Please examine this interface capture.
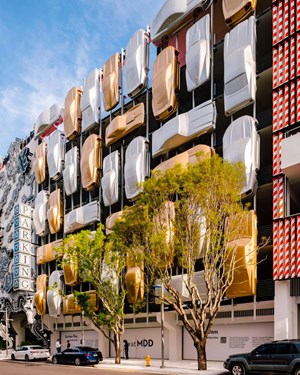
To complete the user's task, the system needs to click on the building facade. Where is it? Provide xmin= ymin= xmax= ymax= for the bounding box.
xmin=0 ymin=0 xmax=288 ymax=361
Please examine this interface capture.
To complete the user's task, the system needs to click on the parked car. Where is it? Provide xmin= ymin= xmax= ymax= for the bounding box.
xmin=52 ymin=346 xmax=103 ymax=366
xmin=11 ymin=345 xmax=50 ymax=361
xmin=224 ymin=340 xmax=300 ymax=375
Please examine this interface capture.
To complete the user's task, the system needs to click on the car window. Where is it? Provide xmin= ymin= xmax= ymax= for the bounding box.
xmin=80 ymin=346 xmax=95 ymax=351
xmin=255 ymin=344 xmax=277 ymax=354
xmin=63 ymin=349 xmax=74 ymax=353
xmin=29 ymin=346 xmax=43 ymax=349
xmin=277 ymin=343 xmax=298 ymax=354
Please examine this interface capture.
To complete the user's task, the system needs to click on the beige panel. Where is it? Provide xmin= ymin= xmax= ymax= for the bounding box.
xmin=47 ymin=189 xmax=63 ymax=234
xmin=226 ymin=210 xmax=257 ymax=298
xmin=153 ymin=145 xmax=215 ymax=173
xmin=63 ymin=290 xmax=98 ymax=314
xmin=105 ymin=211 xmax=123 ymax=234
xmin=36 ymin=239 xmax=63 ymax=265
xmin=105 ymin=103 xmax=145 ymax=146
xmin=64 ymin=86 xmax=82 ymax=140
xmin=152 ymin=46 xmax=179 ymax=121
xmin=102 ymin=53 xmax=120 ymax=112
xmin=80 ymin=134 xmax=101 ymax=191
xmin=35 ymin=141 xmax=47 ymax=185
xmin=34 ymin=274 xmax=48 ymax=315
xmin=222 ymin=0 xmax=256 ymax=28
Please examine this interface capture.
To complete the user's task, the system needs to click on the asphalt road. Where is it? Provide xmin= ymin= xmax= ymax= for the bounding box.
xmin=0 ymin=360 xmax=159 ymax=375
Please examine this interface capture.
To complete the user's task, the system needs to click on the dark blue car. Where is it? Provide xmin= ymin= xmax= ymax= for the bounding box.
xmin=52 ymin=346 xmax=103 ymax=366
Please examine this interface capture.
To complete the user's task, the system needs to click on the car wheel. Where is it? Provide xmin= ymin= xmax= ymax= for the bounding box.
xmin=75 ymin=357 xmax=81 ymax=366
xmin=52 ymin=357 xmax=58 ymax=365
xmin=25 ymin=354 xmax=29 ymax=362
xmin=11 ymin=354 xmax=15 ymax=360
xmin=230 ymin=363 xmax=246 ymax=375
xmin=293 ymin=367 xmax=300 ymax=375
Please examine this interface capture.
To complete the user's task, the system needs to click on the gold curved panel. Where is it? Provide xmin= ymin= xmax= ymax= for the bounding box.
xmin=64 ymin=86 xmax=82 ymax=140
xmin=223 ymin=0 xmax=257 ymax=28
xmin=102 ymin=53 xmax=120 ymax=112
xmin=125 ymin=266 xmax=144 ymax=304
xmin=63 ymin=290 xmax=98 ymax=314
xmin=226 ymin=210 xmax=257 ymax=298
xmin=36 ymin=239 xmax=63 ymax=265
xmin=105 ymin=211 xmax=123 ymax=234
xmin=152 ymin=46 xmax=179 ymax=121
xmin=63 ymin=294 xmax=81 ymax=314
xmin=63 ymin=256 xmax=78 ymax=286
xmin=35 ymin=141 xmax=47 ymax=185
xmin=80 ymin=134 xmax=101 ymax=191
xmin=153 ymin=201 xmax=175 ymax=268
xmin=34 ymin=274 xmax=48 ymax=315
xmin=153 ymin=145 xmax=215 ymax=173
xmin=105 ymin=103 xmax=145 ymax=146
xmin=47 ymin=189 xmax=63 ymax=234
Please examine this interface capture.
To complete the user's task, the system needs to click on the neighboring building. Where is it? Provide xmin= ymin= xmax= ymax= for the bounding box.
xmin=0 ymin=0 xmax=287 ymax=361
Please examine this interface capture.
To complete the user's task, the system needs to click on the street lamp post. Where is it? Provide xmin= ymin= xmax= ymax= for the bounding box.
xmin=160 ymin=287 xmax=165 ymax=369
xmin=81 ymin=311 xmax=85 ymax=345
xmin=3 ymin=308 xmax=14 ymax=358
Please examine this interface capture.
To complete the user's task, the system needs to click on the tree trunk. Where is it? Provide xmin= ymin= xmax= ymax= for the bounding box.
xmin=114 ymin=333 xmax=121 ymax=364
xmin=194 ymin=340 xmax=207 ymax=370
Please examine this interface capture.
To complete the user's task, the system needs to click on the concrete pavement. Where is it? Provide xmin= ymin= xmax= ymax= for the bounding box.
xmin=95 ymin=358 xmax=228 ymax=374
xmin=0 ymin=350 xmax=228 ymax=375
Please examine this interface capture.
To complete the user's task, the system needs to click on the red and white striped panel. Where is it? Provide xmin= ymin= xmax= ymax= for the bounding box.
xmin=290 ymin=0 xmax=296 ymax=35
xmin=278 ymin=176 xmax=284 ymax=218
xmin=284 ymin=218 xmax=290 ymax=279
xmin=273 ymin=134 xmax=279 ymax=175
xmin=297 ymin=216 xmax=300 ymax=277
xmin=283 ymin=1 xmax=289 ymax=39
xmin=278 ymin=43 xmax=284 ymax=86
xmin=284 ymin=84 xmax=290 ymax=127
xmin=297 ymin=79 xmax=300 ymax=122
xmin=291 ymin=81 xmax=296 ymax=125
xmin=273 ymin=221 xmax=279 ymax=280
xmin=290 ymin=217 xmax=296 ymax=278
xmin=273 ymin=47 xmax=278 ymax=88
xmin=273 ymin=3 xmax=278 ymax=45
xmin=278 ymin=219 xmax=285 ymax=279
xmin=278 ymin=87 xmax=284 ymax=129
xmin=273 ymin=91 xmax=279 ymax=132
xmin=278 ymin=1 xmax=284 ymax=42
xmin=273 ymin=178 xmax=279 ymax=219
xmin=278 ymin=132 xmax=283 ymax=173
xmin=297 ymin=0 xmax=300 ymax=31
xmin=290 ymin=36 xmax=296 ymax=80
xmin=297 ymin=33 xmax=300 ymax=76
xmin=284 ymin=40 xmax=289 ymax=83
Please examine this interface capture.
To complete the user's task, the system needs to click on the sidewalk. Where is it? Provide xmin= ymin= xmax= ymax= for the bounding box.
xmin=95 ymin=358 xmax=228 ymax=375
xmin=0 ymin=351 xmax=228 ymax=374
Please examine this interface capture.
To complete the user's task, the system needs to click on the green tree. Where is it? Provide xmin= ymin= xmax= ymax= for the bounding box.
xmin=111 ymin=154 xmax=253 ymax=370
xmin=61 ymin=224 xmax=126 ymax=364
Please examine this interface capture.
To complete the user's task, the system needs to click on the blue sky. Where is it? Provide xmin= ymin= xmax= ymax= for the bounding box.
xmin=0 ymin=0 xmax=165 ymax=156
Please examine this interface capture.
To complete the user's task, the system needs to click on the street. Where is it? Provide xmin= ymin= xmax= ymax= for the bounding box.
xmin=0 ymin=360 xmax=158 ymax=375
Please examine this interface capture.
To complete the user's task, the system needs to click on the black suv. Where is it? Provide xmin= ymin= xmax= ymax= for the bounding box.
xmin=224 ymin=340 xmax=300 ymax=375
